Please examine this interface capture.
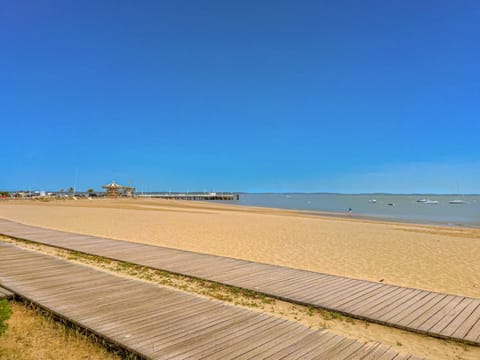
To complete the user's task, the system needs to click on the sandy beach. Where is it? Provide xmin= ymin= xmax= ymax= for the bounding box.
xmin=1 ymin=198 xmax=479 ymax=298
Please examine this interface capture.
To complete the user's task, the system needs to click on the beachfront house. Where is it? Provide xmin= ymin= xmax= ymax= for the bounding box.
xmin=102 ymin=182 xmax=136 ymax=198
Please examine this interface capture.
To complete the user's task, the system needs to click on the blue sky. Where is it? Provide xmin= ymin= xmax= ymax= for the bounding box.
xmin=1 ymin=1 xmax=479 ymax=193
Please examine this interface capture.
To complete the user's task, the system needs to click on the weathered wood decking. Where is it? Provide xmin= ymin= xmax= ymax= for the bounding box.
xmin=1 ymin=218 xmax=479 ymax=346
xmin=0 ymin=242 xmax=418 ymax=359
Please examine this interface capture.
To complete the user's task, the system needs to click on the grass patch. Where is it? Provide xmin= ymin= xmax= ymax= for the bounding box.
xmin=0 ymin=299 xmax=12 ymax=337
xmin=0 ymin=301 xmax=129 ymax=360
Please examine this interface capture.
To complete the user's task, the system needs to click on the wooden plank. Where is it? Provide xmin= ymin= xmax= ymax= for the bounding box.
xmin=274 ymin=275 xmax=356 ymax=300
xmin=321 ymin=282 xmax=384 ymax=308
xmin=93 ymin=303 xmax=214 ymax=339
xmin=464 ymin=317 xmax=480 ymax=343
xmin=309 ymin=336 xmax=354 ymax=359
xmin=361 ymin=345 xmax=392 ymax=360
xmin=232 ymin=324 xmax=311 ymax=359
xmin=327 ymin=338 xmax=367 ymax=358
xmin=264 ymin=274 xmax=342 ymax=297
xmin=442 ymin=300 xmax=480 ymax=338
xmin=383 ymin=292 xmax=441 ymax=323
xmin=179 ymin=318 xmax=303 ymax=359
xmin=341 ymin=285 xmax=403 ymax=313
xmin=298 ymin=333 xmax=345 ymax=359
xmin=427 ymin=298 xmax=473 ymax=335
xmin=144 ymin=313 xmax=274 ymax=358
xmin=149 ymin=314 xmax=280 ymax=358
xmin=228 ymin=267 xmax=315 ymax=290
xmin=345 ymin=342 xmax=382 ymax=359
xmin=297 ymin=278 xmax=369 ymax=303
xmin=415 ymin=296 xmax=465 ymax=332
xmin=376 ymin=348 xmax=401 ymax=360
xmin=135 ymin=311 xmax=252 ymax=354
xmin=259 ymin=331 xmax=331 ymax=359
xmin=363 ymin=289 xmax=420 ymax=318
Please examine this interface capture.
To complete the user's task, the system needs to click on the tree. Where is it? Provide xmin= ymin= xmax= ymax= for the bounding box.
xmin=67 ymin=187 xmax=74 ymax=194
xmin=87 ymin=188 xmax=94 ymax=194
xmin=0 ymin=299 xmax=12 ymax=337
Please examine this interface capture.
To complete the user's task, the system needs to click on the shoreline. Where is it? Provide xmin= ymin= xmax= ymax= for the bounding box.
xmin=4 ymin=197 xmax=479 ymax=230
xmin=302 ymin=209 xmax=480 ymax=229
xmin=3 ymin=197 xmax=479 ymax=230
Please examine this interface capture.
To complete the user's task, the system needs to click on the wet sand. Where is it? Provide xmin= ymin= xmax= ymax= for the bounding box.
xmin=1 ymin=198 xmax=479 ymax=298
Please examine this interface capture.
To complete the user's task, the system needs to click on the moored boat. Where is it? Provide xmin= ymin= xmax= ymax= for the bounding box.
xmin=449 ymin=199 xmax=466 ymax=204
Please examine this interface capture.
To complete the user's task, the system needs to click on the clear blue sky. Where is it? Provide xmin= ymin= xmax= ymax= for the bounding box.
xmin=1 ymin=1 xmax=479 ymax=193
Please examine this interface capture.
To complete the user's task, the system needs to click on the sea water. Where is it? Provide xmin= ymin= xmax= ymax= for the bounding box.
xmin=214 ymin=193 xmax=480 ymax=227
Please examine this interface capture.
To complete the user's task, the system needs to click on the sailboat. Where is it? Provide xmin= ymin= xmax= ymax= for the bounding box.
xmin=450 ymin=183 xmax=466 ymax=204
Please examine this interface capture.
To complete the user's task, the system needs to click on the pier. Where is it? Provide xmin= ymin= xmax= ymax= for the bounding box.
xmin=139 ymin=192 xmax=239 ymax=201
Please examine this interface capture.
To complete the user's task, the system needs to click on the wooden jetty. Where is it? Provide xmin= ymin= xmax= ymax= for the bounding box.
xmin=1 ymin=218 xmax=479 ymax=346
xmin=0 ymin=242 xmax=419 ymax=359
xmin=139 ymin=192 xmax=239 ymax=201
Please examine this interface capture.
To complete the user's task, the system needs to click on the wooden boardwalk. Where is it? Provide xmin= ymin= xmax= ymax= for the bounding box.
xmin=0 ymin=242 xmax=419 ymax=359
xmin=1 ymin=218 xmax=479 ymax=346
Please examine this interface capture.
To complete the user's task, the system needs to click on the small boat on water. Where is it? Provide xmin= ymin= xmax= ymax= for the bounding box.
xmin=387 ymin=203 xmax=395 ymax=206
xmin=416 ymin=199 xmax=428 ymax=203
xmin=424 ymin=200 xmax=439 ymax=205
xmin=449 ymin=199 xmax=466 ymax=204
xmin=368 ymin=199 xmax=377 ymax=203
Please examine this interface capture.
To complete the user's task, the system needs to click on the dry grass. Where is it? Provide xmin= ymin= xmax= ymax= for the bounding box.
xmin=0 ymin=301 xmax=121 ymax=360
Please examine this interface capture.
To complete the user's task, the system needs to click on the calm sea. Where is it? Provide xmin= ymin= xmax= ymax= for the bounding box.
xmin=214 ymin=193 xmax=480 ymax=227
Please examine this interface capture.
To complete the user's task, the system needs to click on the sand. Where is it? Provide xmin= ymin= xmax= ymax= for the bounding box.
xmin=0 ymin=198 xmax=480 ymax=298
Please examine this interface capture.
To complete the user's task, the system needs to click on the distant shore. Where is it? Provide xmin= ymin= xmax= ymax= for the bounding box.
xmin=1 ymin=198 xmax=479 ymax=299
